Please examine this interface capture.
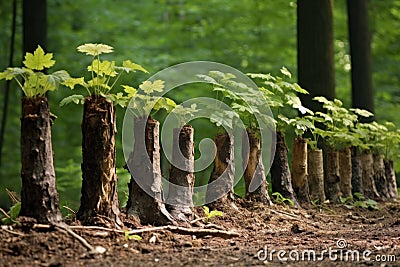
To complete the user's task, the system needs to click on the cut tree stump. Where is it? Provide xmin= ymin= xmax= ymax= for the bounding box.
xmin=339 ymin=147 xmax=352 ymax=198
xmin=242 ymin=130 xmax=272 ymax=205
xmin=291 ymin=136 xmax=310 ymax=203
xmin=351 ymin=147 xmax=363 ymax=196
xmin=324 ymin=147 xmax=341 ymax=204
xmin=206 ymin=133 xmax=236 ymax=210
xmin=271 ymin=131 xmax=300 ymax=208
xmin=361 ymin=152 xmax=380 ymax=200
xmin=77 ymin=96 xmax=122 ymax=228
xmin=20 ymin=97 xmax=62 ymax=224
xmin=167 ymin=126 xmax=195 ymax=221
xmin=384 ymin=159 xmax=399 ymax=200
xmin=126 ymin=117 xmax=174 ymax=225
xmin=308 ymin=149 xmax=325 ymax=203
xmin=373 ymin=154 xmax=389 ymax=200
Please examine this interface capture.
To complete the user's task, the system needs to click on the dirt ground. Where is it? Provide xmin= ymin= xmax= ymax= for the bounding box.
xmin=1 ymin=200 xmax=399 ymax=267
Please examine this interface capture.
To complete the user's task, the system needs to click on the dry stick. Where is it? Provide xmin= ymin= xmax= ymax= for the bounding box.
xmin=54 ymin=224 xmax=94 ymax=252
xmin=0 ymin=207 xmax=10 ymax=218
xmin=1 ymin=227 xmax=24 ymax=236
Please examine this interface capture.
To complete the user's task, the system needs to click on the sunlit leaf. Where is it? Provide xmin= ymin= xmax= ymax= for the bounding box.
xmin=122 ymin=60 xmax=148 ymax=73
xmin=139 ymin=80 xmax=165 ymax=94
xmin=77 ymin=43 xmax=114 ymax=56
xmin=23 ymin=46 xmax=55 ymax=70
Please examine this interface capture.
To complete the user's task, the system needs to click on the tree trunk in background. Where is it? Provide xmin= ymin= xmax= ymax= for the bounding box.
xmin=307 ymin=149 xmax=325 ymax=203
xmin=206 ymin=133 xmax=236 ymax=210
xmin=20 ymin=97 xmax=61 ymax=224
xmin=361 ymin=152 xmax=380 ymax=200
xmin=23 ymin=0 xmax=47 ymax=53
xmin=297 ymin=0 xmax=335 ymax=112
xmin=271 ymin=131 xmax=300 ymax=208
xmin=324 ymin=147 xmax=341 ymax=203
xmin=373 ymin=154 xmax=389 ymax=200
xmin=77 ymin=96 xmax=122 ymax=228
xmin=126 ymin=117 xmax=174 ymax=225
xmin=339 ymin=147 xmax=352 ymax=198
xmin=291 ymin=136 xmax=309 ymax=203
xmin=347 ymin=0 xmax=374 ymax=121
xmin=167 ymin=126 xmax=195 ymax=221
xmin=351 ymin=147 xmax=363 ymax=196
xmin=384 ymin=159 xmax=399 ymax=200
xmin=242 ymin=130 xmax=271 ymax=205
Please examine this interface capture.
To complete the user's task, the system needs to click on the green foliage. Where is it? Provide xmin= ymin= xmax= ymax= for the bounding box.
xmin=342 ymin=193 xmax=379 ymax=211
xmin=202 ymin=206 xmax=223 ymax=222
xmin=0 ymin=46 xmax=71 ymax=98
xmin=271 ymin=192 xmax=294 ymax=206
xmin=124 ymin=231 xmax=142 ymax=241
xmin=62 ymin=43 xmax=147 ymax=101
xmin=1 ymin=202 xmax=21 ymax=225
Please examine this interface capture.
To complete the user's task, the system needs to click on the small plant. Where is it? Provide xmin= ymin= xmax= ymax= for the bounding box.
xmin=0 ymin=202 xmax=21 ymax=225
xmin=342 ymin=193 xmax=379 ymax=211
xmin=0 ymin=46 xmax=71 ymax=98
xmin=124 ymin=231 xmax=142 ymax=241
xmin=202 ymin=206 xmax=223 ymax=222
xmin=271 ymin=192 xmax=294 ymax=206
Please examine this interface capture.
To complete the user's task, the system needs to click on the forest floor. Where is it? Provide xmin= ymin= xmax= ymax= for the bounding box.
xmin=1 ymin=200 xmax=399 ymax=267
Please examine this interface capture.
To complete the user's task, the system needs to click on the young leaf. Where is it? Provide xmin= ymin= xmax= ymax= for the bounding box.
xmin=77 ymin=43 xmax=114 ymax=56
xmin=122 ymin=85 xmax=137 ymax=97
xmin=280 ymin=66 xmax=292 ymax=79
xmin=139 ymin=80 xmax=165 ymax=94
xmin=122 ymin=60 xmax=148 ymax=73
xmin=63 ymin=77 xmax=87 ymax=89
xmin=60 ymin=94 xmax=85 ymax=106
xmin=23 ymin=46 xmax=55 ymax=70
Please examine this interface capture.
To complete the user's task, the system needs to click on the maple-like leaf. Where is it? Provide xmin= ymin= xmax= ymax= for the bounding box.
xmin=122 ymin=60 xmax=148 ymax=73
xmin=88 ymin=60 xmax=116 ymax=77
xmin=122 ymin=85 xmax=137 ymax=96
xmin=139 ymin=80 xmax=165 ymax=94
xmin=62 ymin=77 xmax=86 ymax=89
xmin=77 ymin=43 xmax=114 ymax=56
xmin=23 ymin=46 xmax=55 ymax=70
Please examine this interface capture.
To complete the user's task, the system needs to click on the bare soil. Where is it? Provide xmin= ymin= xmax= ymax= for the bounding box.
xmin=1 ymin=200 xmax=400 ymax=266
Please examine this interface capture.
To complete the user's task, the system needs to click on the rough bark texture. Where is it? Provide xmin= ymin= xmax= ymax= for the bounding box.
xmin=347 ymin=0 xmax=374 ymax=121
xmin=384 ymin=159 xmax=399 ymax=200
xmin=298 ymin=0 xmax=335 ymax=113
xmin=206 ymin=133 xmax=236 ymax=209
xmin=307 ymin=149 xmax=325 ymax=203
xmin=339 ymin=147 xmax=352 ymax=198
xmin=361 ymin=152 xmax=380 ymax=200
xmin=271 ymin=131 xmax=300 ymax=208
xmin=291 ymin=136 xmax=309 ymax=203
xmin=373 ymin=154 xmax=389 ymax=200
xmin=77 ymin=96 xmax=122 ymax=228
xmin=167 ymin=126 xmax=195 ymax=221
xmin=242 ymin=130 xmax=271 ymax=205
xmin=126 ymin=117 xmax=173 ymax=225
xmin=20 ymin=97 xmax=62 ymax=224
xmin=351 ymin=147 xmax=363 ymax=195
xmin=324 ymin=147 xmax=341 ymax=204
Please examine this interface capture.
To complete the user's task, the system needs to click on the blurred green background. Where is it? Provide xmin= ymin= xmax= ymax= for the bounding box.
xmin=0 ymin=0 xmax=399 ymax=212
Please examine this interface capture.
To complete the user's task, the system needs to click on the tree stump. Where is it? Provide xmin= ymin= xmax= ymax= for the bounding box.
xmin=206 ymin=133 xmax=236 ymax=210
xmin=373 ymin=154 xmax=389 ymax=200
xmin=351 ymin=147 xmax=363 ymax=196
xmin=271 ymin=131 xmax=300 ymax=207
xmin=361 ymin=152 xmax=380 ymax=200
xmin=339 ymin=147 xmax=352 ymax=198
xmin=126 ymin=117 xmax=174 ymax=225
xmin=291 ymin=136 xmax=310 ymax=203
xmin=77 ymin=96 xmax=122 ymax=228
xmin=384 ymin=159 xmax=399 ymax=200
xmin=324 ymin=147 xmax=341 ymax=203
xmin=167 ymin=125 xmax=195 ymax=221
xmin=242 ymin=130 xmax=272 ymax=205
xmin=307 ymin=149 xmax=325 ymax=203
xmin=20 ymin=97 xmax=62 ymax=224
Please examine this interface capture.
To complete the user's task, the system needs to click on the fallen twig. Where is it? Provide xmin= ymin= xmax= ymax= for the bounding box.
xmin=1 ymin=227 xmax=24 ymax=236
xmin=69 ymin=225 xmax=124 ymax=233
xmin=127 ymin=225 xmax=240 ymax=239
xmin=54 ymin=224 xmax=94 ymax=252
xmin=0 ymin=207 xmax=10 ymax=218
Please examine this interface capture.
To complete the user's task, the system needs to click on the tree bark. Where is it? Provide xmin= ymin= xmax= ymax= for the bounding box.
xmin=373 ymin=154 xmax=389 ymax=200
xmin=307 ymin=149 xmax=325 ymax=203
xmin=126 ymin=117 xmax=174 ymax=225
xmin=23 ymin=0 xmax=47 ymax=53
xmin=291 ymin=136 xmax=309 ymax=203
xmin=271 ymin=131 xmax=300 ymax=207
xmin=384 ymin=159 xmax=399 ymax=200
xmin=206 ymin=133 xmax=236 ymax=209
xmin=324 ymin=147 xmax=341 ymax=203
xmin=361 ymin=152 xmax=380 ymax=200
xmin=77 ymin=96 xmax=122 ymax=228
xmin=167 ymin=126 xmax=195 ymax=221
xmin=242 ymin=130 xmax=271 ymax=205
xmin=339 ymin=147 xmax=352 ymax=198
xmin=347 ymin=0 xmax=374 ymax=121
xmin=351 ymin=147 xmax=363 ymax=196
xmin=298 ymin=0 xmax=335 ymax=112
xmin=20 ymin=96 xmax=61 ymax=224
